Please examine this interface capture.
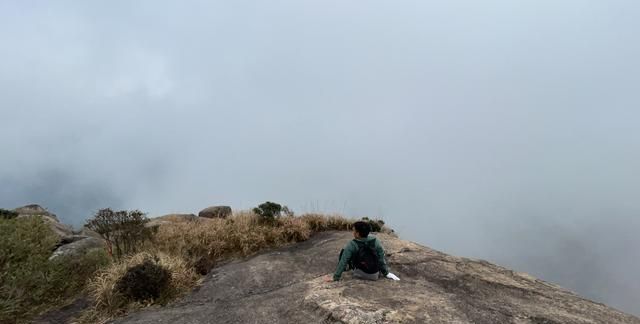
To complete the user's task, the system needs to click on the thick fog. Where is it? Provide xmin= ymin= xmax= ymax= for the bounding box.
xmin=1 ymin=0 xmax=639 ymax=316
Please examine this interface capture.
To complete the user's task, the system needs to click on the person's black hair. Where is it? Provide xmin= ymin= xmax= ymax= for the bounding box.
xmin=352 ymin=221 xmax=371 ymax=237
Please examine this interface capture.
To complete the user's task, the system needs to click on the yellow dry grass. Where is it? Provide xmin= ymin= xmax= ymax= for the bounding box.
xmin=80 ymin=212 xmax=380 ymax=322
xmin=152 ymin=212 xmax=314 ymax=266
xmin=299 ymin=213 xmax=353 ymax=232
xmin=82 ymin=251 xmax=199 ymax=322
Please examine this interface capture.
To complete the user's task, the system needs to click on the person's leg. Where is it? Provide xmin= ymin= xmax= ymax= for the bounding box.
xmin=352 ymin=269 xmax=379 ymax=281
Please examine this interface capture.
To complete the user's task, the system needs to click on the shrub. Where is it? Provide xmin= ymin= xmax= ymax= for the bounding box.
xmin=0 ymin=208 xmax=18 ymax=220
xmin=299 ymin=213 xmax=353 ymax=232
xmin=252 ymin=201 xmax=282 ymax=223
xmin=276 ymin=216 xmax=311 ymax=242
xmin=362 ymin=217 xmax=385 ymax=232
xmin=85 ymin=252 xmax=198 ymax=320
xmin=85 ymin=209 xmax=157 ymax=260
xmin=115 ymin=258 xmax=171 ymax=302
xmin=0 ymin=217 xmax=110 ymax=323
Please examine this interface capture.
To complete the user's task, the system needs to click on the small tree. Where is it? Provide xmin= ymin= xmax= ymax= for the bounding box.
xmin=253 ymin=201 xmax=282 ymax=224
xmin=85 ymin=208 xmax=156 ymax=260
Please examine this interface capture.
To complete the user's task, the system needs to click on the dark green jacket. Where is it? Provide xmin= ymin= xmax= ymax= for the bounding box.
xmin=333 ymin=235 xmax=389 ymax=281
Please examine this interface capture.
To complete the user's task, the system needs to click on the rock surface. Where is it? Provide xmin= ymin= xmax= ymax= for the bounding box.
xmin=146 ymin=213 xmax=201 ymax=227
xmin=198 ymin=206 xmax=232 ymax=219
xmin=14 ymin=204 xmax=58 ymax=220
xmin=75 ymin=226 xmax=103 ymax=240
xmin=49 ymin=237 xmax=105 ymax=260
xmin=14 ymin=204 xmax=74 ymax=238
xmin=112 ymin=231 xmax=640 ymax=324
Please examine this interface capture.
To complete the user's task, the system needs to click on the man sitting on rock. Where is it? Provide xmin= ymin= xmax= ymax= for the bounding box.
xmin=324 ymin=221 xmax=400 ymax=282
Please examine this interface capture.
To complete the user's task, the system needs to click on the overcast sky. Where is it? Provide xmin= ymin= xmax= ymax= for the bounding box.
xmin=1 ymin=0 xmax=639 ymax=316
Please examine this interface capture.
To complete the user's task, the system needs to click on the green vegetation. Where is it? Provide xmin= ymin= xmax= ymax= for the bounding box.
xmin=252 ymin=201 xmax=283 ymax=223
xmin=0 ymin=208 xmax=18 ymax=220
xmin=2 ymin=203 xmax=392 ymax=323
xmin=0 ymin=216 xmax=110 ymax=324
xmin=362 ymin=217 xmax=385 ymax=232
xmin=85 ymin=209 xmax=157 ymax=261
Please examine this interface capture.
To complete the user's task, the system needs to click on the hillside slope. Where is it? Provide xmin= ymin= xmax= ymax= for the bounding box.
xmin=113 ymin=231 xmax=639 ymax=324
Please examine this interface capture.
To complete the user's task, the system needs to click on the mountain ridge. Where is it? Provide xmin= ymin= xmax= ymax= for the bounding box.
xmin=110 ymin=231 xmax=640 ymax=324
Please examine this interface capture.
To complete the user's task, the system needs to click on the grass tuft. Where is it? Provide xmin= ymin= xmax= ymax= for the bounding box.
xmin=82 ymin=251 xmax=199 ymax=322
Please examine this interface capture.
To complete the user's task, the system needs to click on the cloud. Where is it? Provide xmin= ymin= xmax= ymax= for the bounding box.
xmin=1 ymin=0 xmax=639 ymax=316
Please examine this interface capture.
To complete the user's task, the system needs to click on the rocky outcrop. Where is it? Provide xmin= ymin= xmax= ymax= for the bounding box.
xmin=49 ymin=237 xmax=105 ymax=260
xmin=156 ymin=213 xmax=199 ymax=222
xmin=75 ymin=226 xmax=103 ymax=240
xmin=198 ymin=206 xmax=232 ymax=219
xmin=146 ymin=213 xmax=202 ymax=228
xmin=43 ymin=217 xmax=74 ymax=239
xmin=14 ymin=204 xmax=58 ymax=221
xmin=10 ymin=204 xmax=105 ymax=261
xmin=14 ymin=204 xmax=73 ymax=239
xmin=112 ymin=231 xmax=640 ymax=324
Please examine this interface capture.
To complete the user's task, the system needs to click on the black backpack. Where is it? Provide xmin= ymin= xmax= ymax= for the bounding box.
xmin=352 ymin=239 xmax=379 ymax=274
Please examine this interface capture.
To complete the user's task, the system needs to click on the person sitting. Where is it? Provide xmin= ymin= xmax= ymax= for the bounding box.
xmin=324 ymin=221 xmax=400 ymax=282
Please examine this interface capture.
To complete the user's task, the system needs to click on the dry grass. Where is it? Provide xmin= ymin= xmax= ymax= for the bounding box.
xmin=151 ymin=212 xmax=389 ymax=272
xmin=299 ymin=213 xmax=353 ymax=232
xmin=152 ymin=212 xmax=313 ymax=269
xmin=81 ymin=252 xmax=199 ymax=323
xmin=80 ymin=212 xmax=389 ymax=322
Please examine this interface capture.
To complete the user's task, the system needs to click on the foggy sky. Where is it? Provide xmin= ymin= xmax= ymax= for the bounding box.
xmin=1 ymin=0 xmax=639 ymax=316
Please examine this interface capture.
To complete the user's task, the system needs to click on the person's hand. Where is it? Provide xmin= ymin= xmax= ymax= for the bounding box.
xmin=323 ymin=275 xmax=334 ymax=282
xmin=386 ymin=273 xmax=400 ymax=281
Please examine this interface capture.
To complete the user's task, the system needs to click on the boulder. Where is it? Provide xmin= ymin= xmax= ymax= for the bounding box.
xmin=14 ymin=204 xmax=73 ymax=238
xmin=43 ymin=217 xmax=74 ymax=238
xmin=49 ymin=237 xmax=105 ymax=260
xmin=198 ymin=206 xmax=232 ymax=219
xmin=156 ymin=213 xmax=199 ymax=222
xmin=57 ymin=235 xmax=90 ymax=246
xmin=75 ymin=226 xmax=103 ymax=240
xmin=14 ymin=204 xmax=58 ymax=221
xmin=146 ymin=213 xmax=202 ymax=228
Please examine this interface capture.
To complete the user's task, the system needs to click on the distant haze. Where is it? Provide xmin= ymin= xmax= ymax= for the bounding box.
xmin=1 ymin=1 xmax=639 ymax=316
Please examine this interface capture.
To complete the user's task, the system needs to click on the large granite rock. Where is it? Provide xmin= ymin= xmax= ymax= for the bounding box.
xmin=14 ymin=204 xmax=73 ymax=238
xmin=155 ymin=213 xmax=199 ymax=222
xmin=146 ymin=213 xmax=202 ymax=228
xmin=49 ymin=237 xmax=105 ymax=260
xmin=112 ymin=232 xmax=640 ymax=324
xmin=75 ymin=226 xmax=103 ymax=240
xmin=14 ymin=204 xmax=58 ymax=221
xmin=198 ymin=206 xmax=232 ymax=219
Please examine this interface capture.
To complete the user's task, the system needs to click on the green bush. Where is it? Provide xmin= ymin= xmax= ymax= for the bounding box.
xmin=85 ymin=209 xmax=156 ymax=261
xmin=115 ymin=258 xmax=171 ymax=302
xmin=0 ymin=217 xmax=110 ymax=323
xmin=362 ymin=217 xmax=385 ymax=232
xmin=252 ymin=201 xmax=283 ymax=224
xmin=0 ymin=209 xmax=18 ymax=220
